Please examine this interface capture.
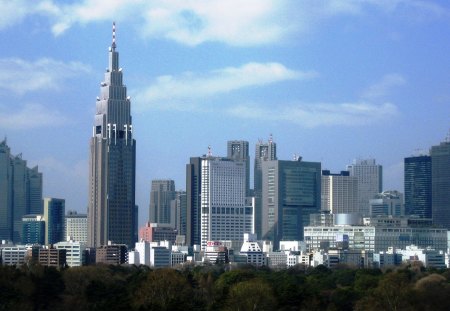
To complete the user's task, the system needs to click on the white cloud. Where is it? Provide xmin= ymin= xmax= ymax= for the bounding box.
xmin=227 ymin=102 xmax=398 ymax=128
xmin=132 ymin=62 xmax=316 ymax=111
xmin=362 ymin=73 xmax=406 ymax=99
xmin=0 ymin=103 xmax=69 ymax=130
xmin=0 ymin=57 xmax=91 ymax=95
xmin=1 ymin=0 xmax=448 ymax=45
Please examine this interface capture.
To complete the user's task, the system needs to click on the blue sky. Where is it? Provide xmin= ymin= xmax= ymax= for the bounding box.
xmin=0 ymin=0 xmax=449 ymax=227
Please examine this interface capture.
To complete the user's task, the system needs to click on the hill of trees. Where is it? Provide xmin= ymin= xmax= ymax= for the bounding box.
xmin=1 ymin=263 xmax=450 ymax=310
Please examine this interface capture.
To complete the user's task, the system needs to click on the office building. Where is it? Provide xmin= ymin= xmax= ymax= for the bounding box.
xmin=0 ymin=139 xmax=43 ymax=243
xmin=139 ymin=222 xmax=178 ymax=244
xmin=347 ymin=159 xmax=382 ymax=216
xmin=0 ymin=245 xmax=28 ymax=266
xmin=65 ymin=211 xmax=87 ymax=243
xmin=96 ymin=243 xmax=128 ymax=265
xmin=227 ymin=140 xmax=250 ymax=195
xmin=34 ymin=246 xmax=67 ymax=268
xmin=254 ymin=135 xmax=277 ymax=239
xmin=404 ymin=155 xmax=432 ymax=218
xmin=44 ymin=198 xmax=65 ymax=245
xmin=321 ymin=170 xmax=358 ymax=214
xmin=21 ymin=214 xmax=45 ymax=245
xmin=261 ymin=159 xmax=321 ymax=249
xmin=171 ymin=190 xmax=187 ymax=235
xmin=87 ymin=23 xmax=136 ymax=248
xmin=149 ymin=179 xmax=175 ymax=225
xmin=200 ymin=156 xmax=254 ymax=250
xmin=304 ymin=216 xmax=447 ymax=253
xmin=431 ymin=138 xmax=450 ymax=229
xmin=186 ymin=156 xmax=202 ymax=246
xmin=369 ymin=190 xmax=404 ymax=217
xmin=239 ymin=233 xmax=265 ymax=266
xmin=55 ymin=240 xmax=86 ymax=267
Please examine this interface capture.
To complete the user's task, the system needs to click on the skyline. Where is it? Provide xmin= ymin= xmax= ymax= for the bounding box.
xmin=0 ymin=1 xmax=449 ymax=227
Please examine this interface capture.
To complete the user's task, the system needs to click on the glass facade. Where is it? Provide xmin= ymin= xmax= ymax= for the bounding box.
xmin=404 ymin=155 xmax=432 ymax=218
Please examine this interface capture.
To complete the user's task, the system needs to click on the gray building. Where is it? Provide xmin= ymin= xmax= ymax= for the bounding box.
xmin=321 ymin=170 xmax=358 ymax=214
xmin=227 ymin=140 xmax=250 ymax=196
xmin=369 ymin=190 xmax=404 ymax=217
xmin=171 ymin=190 xmax=187 ymax=235
xmin=347 ymin=159 xmax=382 ymax=216
xmin=262 ymin=159 xmax=321 ymax=249
xmin=149 ymin=179 xmax=175 ymax=225
xmin=0 ymin=139 xmax=43 ymax=243
xmin=431 ymin=137 xmax=450 ymax=229
xmin=65 ymin=211 xmax=87 ymax=243
xmin=404 ymin=155 xmax=432 ymax=218
xmin=254 ymin=135 xmax=277 ymax=239
xmin=87 ymin=23 xmax=136 ymax=248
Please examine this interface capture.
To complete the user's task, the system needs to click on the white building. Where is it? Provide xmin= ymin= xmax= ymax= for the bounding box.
xmin=200 ymin=157 xmax=254 ymax=250
xmin=171 ymin=251 xmax=186 ymax=266
xmin=347 ymin=159 xmax=382 ymax=216
xmin=304 ymin=217 xmax=447 ymax=253
xmin=240 ymin=233 xmax=264 ymax=266
xmin=135 ymin=240 xmax=151 ymax=266
xmin=128 ymin=250 xmax=140 ymax=265
xmin=0 ymin=245 xmax=28 ymax=265
xmin=54 ymin=240 xmax=86 ymax=267
xmin=65 ymin=211 xmax=87 ymax=243
xmin=321 ymin=170 xmax=358 ymax=214
xmin=397 ymin=245 xmax=446 ymax=268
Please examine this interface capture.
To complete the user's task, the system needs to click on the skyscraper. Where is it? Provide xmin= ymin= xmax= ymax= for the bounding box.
xmin=200 ymin=156 xmax=253 ymax=250
xmin=186 ymin=157 xmax=202 ymax=246
xmin=0 ymin=139 xmax=42 ymax=243
xmin=44 ymin=198 xmax=65 ymax=245
xmin=347 ymin=159 xmax=382 ymax=216
xmin=149 ymin=179 xmax=176 ymax=225
xmin=321 ymin=170 xmax=358 ymax=214
xmin=87 ymin=23 xmax=136 ymax=248
xmin=261 ymin=159 xmax=321 ymax=249
xmin=404 ymin=155 xmax=432 ymax=218
xmin=227 ymin=140 xmax=250 ymax=195
xmin=431 ymin=137 xmax=450 ymax=229
xmin=254 ymin=135 xmax=277 ymax=239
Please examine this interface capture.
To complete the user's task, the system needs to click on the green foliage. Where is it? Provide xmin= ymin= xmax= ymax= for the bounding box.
xmin=1 ymin=263 xmax=450 ymax=310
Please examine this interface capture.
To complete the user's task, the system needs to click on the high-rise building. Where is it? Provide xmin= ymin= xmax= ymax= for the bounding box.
xmin=149 ymin=180 xmax=175 ymax=225
xmin=21 ymin=214 xmax=45 ymax=245
xmin=44 ymin=198 xmax=65 ymax=245
xmin=321 ymin=170 xmax=358 ymax=214
xmin=171 ymin=190 xmax=186 ymax=234
xmin=227 ymin=140 xmax=250 ymax=195
xmin=87 ymin=23 xmax=136 ymax=248
xmin=431 ymin=137 xmax=450 ymax=229
xmin=404 ymin=155 xmax=432 ymax=218
xmin=261 ymin=159 xmax=321 ymax=249
xmin=347 ymin=159 xmax=382 ymax=216
xmin=200 ymin=156 xmax=254 ymax=250
xmin=254 ymin=135 xmax=277 ymax=239
xmin=186 ymin=157 xmax=203 ymax=246
xmin=0 ymin=139 xmax=42 ymax=243
xmin=65 ymin=211 xmax=88 ymax=243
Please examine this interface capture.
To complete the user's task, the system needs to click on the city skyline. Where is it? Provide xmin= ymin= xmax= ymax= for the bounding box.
xmin=0 ymin=1 xmax=449 ymax=227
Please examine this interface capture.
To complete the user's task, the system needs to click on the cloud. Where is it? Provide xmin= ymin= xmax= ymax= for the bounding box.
xmin=0 ymin=103 xmax=69 ymax=130
xmin=227 ymin=102 xmax=398 ymax=128
xmin=1 ymin=1 xmax=449 ymax=45
xmin=362 ymin=73 xmax=406 ymax=99
xmin=0 ymin=57 xmax=91 ymax=95
xmin=132 ymin=62 xmax=316 ymax=111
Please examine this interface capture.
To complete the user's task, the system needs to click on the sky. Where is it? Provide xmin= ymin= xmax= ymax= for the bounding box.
xmin=0 ymin=0 xmax=449 ymax=227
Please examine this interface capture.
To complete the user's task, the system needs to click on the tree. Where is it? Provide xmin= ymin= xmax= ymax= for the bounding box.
xmin=223 ymin=278 xmax=276 ymax=311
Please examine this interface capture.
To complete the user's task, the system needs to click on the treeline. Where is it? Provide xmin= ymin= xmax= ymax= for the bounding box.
xmin=1 ymin=263 xmax=450 ymax=310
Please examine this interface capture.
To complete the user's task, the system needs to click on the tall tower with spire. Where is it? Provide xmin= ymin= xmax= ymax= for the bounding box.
xmin=87 ymin=23 xmax=136 ymax=248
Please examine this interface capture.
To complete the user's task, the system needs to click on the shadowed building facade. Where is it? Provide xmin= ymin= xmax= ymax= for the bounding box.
xmin=87 ymin=23 xmax=136 ymax=248
xmin=431 ymin=138 xmax=450 ymax=229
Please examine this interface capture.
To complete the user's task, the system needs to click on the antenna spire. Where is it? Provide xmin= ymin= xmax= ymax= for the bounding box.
xmin=112 ymin=22 xmax=116 ymax=50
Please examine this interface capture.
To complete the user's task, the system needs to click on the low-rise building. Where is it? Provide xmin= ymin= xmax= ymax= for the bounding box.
xmin=96 ymin=243 xmax=128 ymax=265
xmin=54 ymin=240 xmax=86 ymax=267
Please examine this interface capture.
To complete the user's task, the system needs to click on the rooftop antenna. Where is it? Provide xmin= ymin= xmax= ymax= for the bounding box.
xmin=207 ymin=145 xmax=212 ymax=157
xmin=446 ymin=129 xmax=450 ymax=143
xmin=111 ymin=22 xmax=116 ymax=50
xmin=269 ymin=133 xmax=273 ymax=144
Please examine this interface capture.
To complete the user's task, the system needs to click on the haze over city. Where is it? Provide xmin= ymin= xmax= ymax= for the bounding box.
xmin=0 ymin=0 xmax=449 ymax=227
